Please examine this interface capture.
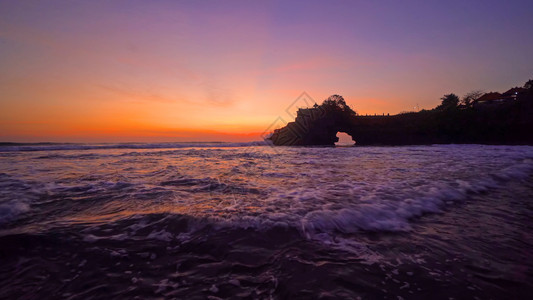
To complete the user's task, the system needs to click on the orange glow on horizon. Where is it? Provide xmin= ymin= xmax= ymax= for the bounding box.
xmin=1 ymin=2 xmax=531 ymax=142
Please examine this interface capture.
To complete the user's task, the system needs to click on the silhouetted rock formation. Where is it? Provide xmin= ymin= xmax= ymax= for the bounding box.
xmin=268 ymin=85 xmax=533 ymax=146
xmin=268 ymin=95 xmax=356 ymax=146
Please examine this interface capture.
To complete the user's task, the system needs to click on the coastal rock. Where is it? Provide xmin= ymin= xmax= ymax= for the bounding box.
xmin=268 ymin=91 xmax=533 ymax=146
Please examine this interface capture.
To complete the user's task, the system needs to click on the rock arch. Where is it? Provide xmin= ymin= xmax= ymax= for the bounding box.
xmin=267 ymin=97 xmax=358 ymax=146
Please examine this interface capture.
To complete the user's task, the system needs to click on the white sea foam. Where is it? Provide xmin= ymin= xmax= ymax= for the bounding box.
xmin=82 ymin=233 xmax=128 ymax=242
xmin=0 ymin=200 xmax=30 ymax=223
xmin=209 ymin=146 xmax=533 ymax=238
xmin=146 ymin=229 xmax=174 ymax=242
xmin=1 ymin=144 xmax=532 ymax=246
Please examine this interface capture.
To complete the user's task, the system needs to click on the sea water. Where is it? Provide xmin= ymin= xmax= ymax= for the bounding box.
xmin=1 ymin=143 xmax=532 ymax=299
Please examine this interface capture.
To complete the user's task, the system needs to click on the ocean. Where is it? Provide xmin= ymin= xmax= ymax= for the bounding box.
xmin=0 ymin=143 xmax=532 ymax=299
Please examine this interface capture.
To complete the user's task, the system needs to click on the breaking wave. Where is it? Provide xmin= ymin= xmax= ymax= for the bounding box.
xmin=1 ymin=144 xmax=533 ymax=298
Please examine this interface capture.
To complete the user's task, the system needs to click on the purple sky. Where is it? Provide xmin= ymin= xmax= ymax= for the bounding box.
xmin=1 ymin=0 xmax=532 ymax=141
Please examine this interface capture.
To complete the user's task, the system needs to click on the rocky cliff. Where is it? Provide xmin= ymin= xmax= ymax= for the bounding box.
xmin=267 ymin=92 xmax=533 ymax=146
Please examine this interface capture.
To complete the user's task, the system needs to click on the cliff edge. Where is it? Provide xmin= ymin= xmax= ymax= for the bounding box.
xmin=267 ymin=86 xmax=533 ymax=146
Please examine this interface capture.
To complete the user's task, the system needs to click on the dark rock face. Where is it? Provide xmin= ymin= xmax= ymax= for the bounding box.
xmin=268 ymin=92 xmax=533 ymax=146
xmin=268 ymin=95 xmax=356 ymax=146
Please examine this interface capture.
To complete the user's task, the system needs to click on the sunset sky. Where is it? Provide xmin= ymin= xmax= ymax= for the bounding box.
xmin=1 ymin=1 xmax=532 ymax=142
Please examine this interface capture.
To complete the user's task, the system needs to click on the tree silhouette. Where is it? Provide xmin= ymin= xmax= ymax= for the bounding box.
xmin=525 ymin=79 xmax=533 ymax=90
xmin=436 ymin=93 xmax=460 ymax=111
xmin=461 ymin=90 xmax=483 ymax=108
xmin=321 ymin=95 xmax=357 ymax=116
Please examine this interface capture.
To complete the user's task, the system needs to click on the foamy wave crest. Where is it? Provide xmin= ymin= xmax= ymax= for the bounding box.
xmin=0 ymin=201 xmax=30 ymax=223
xmin=298 ymin=158 xmax=533 ymax=236
xmin=1 ymin=144 xmax=532 ymax=260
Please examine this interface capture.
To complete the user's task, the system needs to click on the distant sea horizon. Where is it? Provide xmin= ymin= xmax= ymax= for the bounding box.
xmin=0 ymin=141 xmax=268 ymax=152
